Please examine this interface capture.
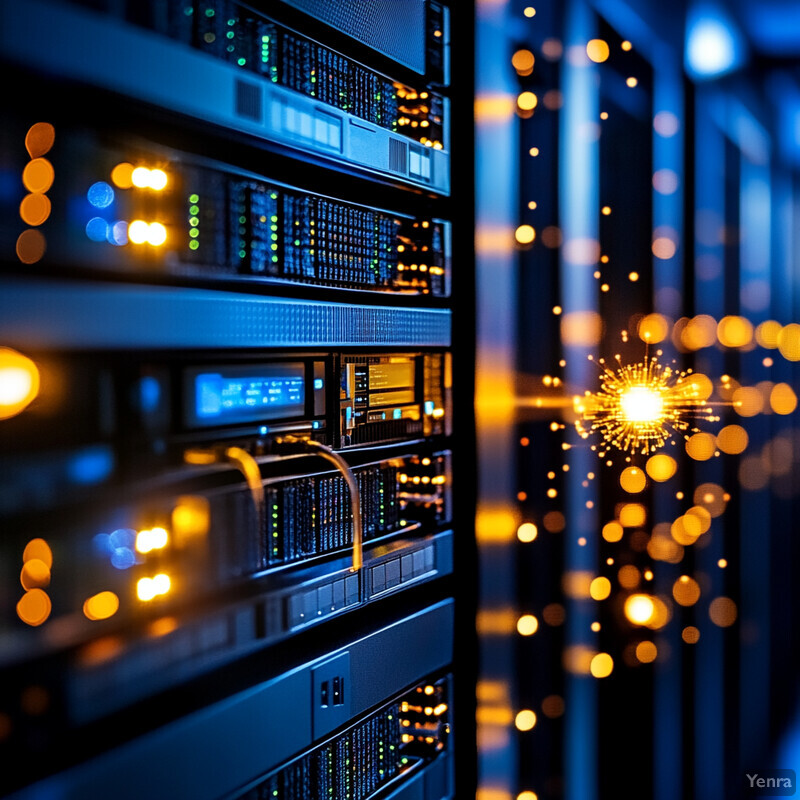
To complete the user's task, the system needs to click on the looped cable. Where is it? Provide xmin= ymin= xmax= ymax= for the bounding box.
xmin=274 ymin=436 xmax=363 ymax=572
xmin=184 ymin=446 xmax=264 ymax=531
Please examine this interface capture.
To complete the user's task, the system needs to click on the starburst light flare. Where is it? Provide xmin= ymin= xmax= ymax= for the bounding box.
xmin=574 ymin=352 xmax=719 ymax=455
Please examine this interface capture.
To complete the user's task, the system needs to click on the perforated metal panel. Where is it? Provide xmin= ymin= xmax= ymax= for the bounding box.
xmin=279 ymin=0 xmax=427 ymax=73
xmin=0 ymin=280 xmax=452 ymax=349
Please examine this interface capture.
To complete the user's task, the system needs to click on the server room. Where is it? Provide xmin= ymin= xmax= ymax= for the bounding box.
xmin=0 ymin=1 xmax=799 ymax=799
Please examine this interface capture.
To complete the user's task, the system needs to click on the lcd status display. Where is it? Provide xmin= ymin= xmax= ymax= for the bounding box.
xmin=185 ymin=363 xmax=306 ymax=427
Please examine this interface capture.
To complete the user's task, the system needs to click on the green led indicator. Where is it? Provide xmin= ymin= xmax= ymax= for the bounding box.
xmin=189 ymin=228 xmax=199 ymax=238
xmin=227 ymin=18 xmax=235 ymax=25
xmin=204 ymin=7 xmax=214 ymax=16
xmin=294 ymin=239 xmax=300 ymax=246
xmin=271 ymin=233 xmax=278 ymax=241
xmin=272 ymin=255 xmax=279 ymax=262
xmin=270 ymin=225 xmax=278 ymax=232
xmin=189 ymin=240 xmax=199 ymax=250
xmin=227 ymin=31 xmax=234 ymax=38
xmin=270 ymin=212 xmax=278 ymax=220
xmin=188 ymin=194 xmax=199 ymax=203
xmin=237 ymin=57 xmax=246 ymax=66
xmin=238 ymin=249 xmax=246 ymax=258
xmin=239 ymin=215 xmax=247 ymax=224
xmin=189 ymin=216 xmax=199 ymax=226
xmin=227 ymin=44 xmax=235 ymax=52
xmin=183 ymin=6 xmax=193 ymax=15
xmin=189 ymin=204 xmax=199 ymax=215
xmin=262 ymin=56 xmax=268 ymax=62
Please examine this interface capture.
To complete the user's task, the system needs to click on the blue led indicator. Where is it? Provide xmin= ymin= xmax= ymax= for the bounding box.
xmin=424 ymin=400 xmax=434 ymax=415
xmin=87 ymin=181 xmax=114 ymax=209
xmin=314 ymin=378 xmax=324 ymax=390
xmin=312 ymin=420 xmax=320 ymax=429
xmin=393 ymin=408 xmax=402 ymax=419
xmin=260 ymin=425 xmax=268 ymax=435
xmin=86 ymin=216 xmax=110 ymax=242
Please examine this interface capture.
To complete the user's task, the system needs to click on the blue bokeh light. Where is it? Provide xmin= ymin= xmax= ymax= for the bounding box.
xmin=86 ymin=216 xmax=110 ymax=242
xmin=138 ymin=376 xmax=161 ymax=413
xmin=87 ymin=181 xmax=115 ymax=208
xmin=111 ymin=547 xmax=136 ymax=570
xmin=105 ymin=528 xmax=137 ymax=570
xmin=66 ymin=445 xmax=114 ymax=484
xmin=685 ymin=4 xmax=745 ymax=79
xmin=109 ymin=528 xmax=136 ymax=549
xmin=108 ymin=220 xmax=128 ymax=246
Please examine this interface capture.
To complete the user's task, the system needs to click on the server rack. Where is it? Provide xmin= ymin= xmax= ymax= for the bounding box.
xmin=0 ymin=1 xmax=474 ymax=797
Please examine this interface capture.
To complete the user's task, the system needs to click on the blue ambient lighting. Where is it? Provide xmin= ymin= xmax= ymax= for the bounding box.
xmin=87 ymin=181 xmax=115 ymax=208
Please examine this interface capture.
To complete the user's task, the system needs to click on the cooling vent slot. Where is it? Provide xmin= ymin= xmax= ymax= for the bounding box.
xmin=389 ymin=138 xmax=408 ymax=174
xmin=236 ymin=79 xmax=262 ymax=122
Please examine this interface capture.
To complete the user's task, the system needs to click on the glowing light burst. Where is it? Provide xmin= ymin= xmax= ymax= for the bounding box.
xmin=574 ymin=353 xmax=719 ymax=456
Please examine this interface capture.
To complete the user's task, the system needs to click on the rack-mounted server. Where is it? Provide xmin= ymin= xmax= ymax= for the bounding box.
xmin=0 ymin=0 xmax=461 ymax=797
xmin=1 ymin=122 xmax=452 ymax=295
xmin=4 ymin=602 xmax=455 ymax=800
xmin=0 ymin=0 xmax=451 ymax=192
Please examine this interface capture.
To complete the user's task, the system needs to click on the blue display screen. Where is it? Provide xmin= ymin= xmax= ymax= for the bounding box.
xmin=185 ymin=363 xmax=306 ymax=427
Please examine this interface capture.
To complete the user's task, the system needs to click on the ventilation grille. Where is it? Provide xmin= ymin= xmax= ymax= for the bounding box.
xmin=236 ymin=80 xmax=262 ymax=122
xmin=389 ymin=138 xmax=408 ymax=174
